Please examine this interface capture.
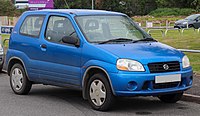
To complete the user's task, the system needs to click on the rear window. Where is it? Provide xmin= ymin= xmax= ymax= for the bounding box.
xmin=20 ymin=15 xmax=45 ymax=37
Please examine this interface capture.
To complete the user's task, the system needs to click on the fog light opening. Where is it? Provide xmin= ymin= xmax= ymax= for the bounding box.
xmin=127 ymin=81 xmax=137 ymax=91
xmin=189 ymin=76 xmax=193 ymax=85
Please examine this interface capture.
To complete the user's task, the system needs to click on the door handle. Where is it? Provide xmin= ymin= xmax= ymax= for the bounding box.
xmin=41 ymin=44 xmax=47 ymax=48
xmin=40 ymin=44 xmax=47 ymax=51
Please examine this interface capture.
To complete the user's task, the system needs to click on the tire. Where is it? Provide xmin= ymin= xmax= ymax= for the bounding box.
xmin=174 ymin=26 xmax=181 ymax=29
xmin=10 ymin=63 xmax=32 ymax=95
xmin=158 ymin=92 xmax=183 ymax=103
xmin=188 ymin=25 xmax=194 ymax=28
xmin=87 ymin=73 xmax=115 ymax=111
xmin=0 ymin=62 xmax=3 ymax=72
xmin=0 ymin=65 xmax=2 ymax=72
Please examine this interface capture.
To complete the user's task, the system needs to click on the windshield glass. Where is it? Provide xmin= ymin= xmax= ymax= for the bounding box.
xmin=185 ymin=14 xmax=198 ymax=20
xmin=76 ymin=15 xmax=149 ymax=43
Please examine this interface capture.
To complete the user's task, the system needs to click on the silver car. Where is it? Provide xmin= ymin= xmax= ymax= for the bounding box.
xmin=0 ymin=43 xmax=4 ymax=71
xmin=174 ymin=14 xmax=200 ymax=29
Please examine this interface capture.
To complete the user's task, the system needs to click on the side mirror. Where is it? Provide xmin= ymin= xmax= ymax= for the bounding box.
xmin=62 ymin=36 xmax=80 ymax=47
xmin=195 ymin=19 xmax=199 ymax=22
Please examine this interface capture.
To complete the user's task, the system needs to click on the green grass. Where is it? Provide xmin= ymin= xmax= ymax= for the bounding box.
xmin=1 ymin=34 xmax=10 ymax=48
xmin=149 ymin=29 xmax=200 ymax=74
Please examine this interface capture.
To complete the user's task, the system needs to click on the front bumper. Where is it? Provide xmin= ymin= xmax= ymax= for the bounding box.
xmin=174 ymin=24 xmax=187 ymax=28
xmin=109 ymin=67 xmax=193 ymax=96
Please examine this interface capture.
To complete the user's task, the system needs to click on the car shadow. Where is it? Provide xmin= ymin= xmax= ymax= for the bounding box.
xmin=28 ymin=86 xmax=190 ymax=113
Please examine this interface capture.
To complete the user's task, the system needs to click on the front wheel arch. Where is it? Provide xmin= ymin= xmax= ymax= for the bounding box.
xmin=82 ymin=66 xmax=115 ymax=100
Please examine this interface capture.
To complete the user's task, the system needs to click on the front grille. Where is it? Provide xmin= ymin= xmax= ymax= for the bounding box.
xmin=142 ymin=81 xmax=182 ymax=90
xmin=153 ymin=82 xmax=180 ymax=89
xmin=148 ymin=61 xmax=180 ymax=73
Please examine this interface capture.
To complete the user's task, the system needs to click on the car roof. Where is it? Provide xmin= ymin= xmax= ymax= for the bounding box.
xmin=190 ymin=14 xmax=200 ymax=16
xmin=25 ymin=9 xmax=125 ymax=16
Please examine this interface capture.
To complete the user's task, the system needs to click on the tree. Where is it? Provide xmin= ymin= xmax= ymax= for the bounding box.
xmin=191 ymin=0 xmax=200 ymax=12
xmin=54 ymin=0 xmax=91 ymax=9
xmin=0 ymin=0 xmax=16 ymax=16
xmin=53 ymin=0 xmax=199 ymax=16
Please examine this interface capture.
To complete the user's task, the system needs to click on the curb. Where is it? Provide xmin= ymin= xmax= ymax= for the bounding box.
xmin=182 ymin=94 xmax=200 ymax=104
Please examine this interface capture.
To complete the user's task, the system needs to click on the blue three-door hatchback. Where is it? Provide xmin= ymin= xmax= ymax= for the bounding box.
xmin=6 ymin=9 xmax=193 ymax=111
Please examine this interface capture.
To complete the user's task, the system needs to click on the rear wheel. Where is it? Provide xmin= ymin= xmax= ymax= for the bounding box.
xmin=188 ymin=24 xmax=194 ymax=28
xmin=158 ymin=92 xmax=183 ymax=103
xmin=0 ymin=65 xmax=2 ymax=72
xmin=87 ymin=73 xmax=115 ymax=111
xmin=10 ymin=63 xmax=32 ymax=95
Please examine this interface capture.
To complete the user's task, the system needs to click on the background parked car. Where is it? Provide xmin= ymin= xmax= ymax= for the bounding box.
xmin=174 ymin=14 xmax=200 ymax=29
xmin=0 ymin=43 xmax=4 ymax=72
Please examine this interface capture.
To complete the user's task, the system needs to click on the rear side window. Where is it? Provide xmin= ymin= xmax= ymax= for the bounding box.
xmin=20 ymin=15 xmax=45 ymax=37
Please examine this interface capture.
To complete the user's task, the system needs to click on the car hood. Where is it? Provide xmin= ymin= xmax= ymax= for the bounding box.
xmin=96 ymin=42 xmax=184 ymax=64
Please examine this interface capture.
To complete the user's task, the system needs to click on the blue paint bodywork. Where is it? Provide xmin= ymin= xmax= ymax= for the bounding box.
xmin=6 ymin=9 xmax=193 ymax=96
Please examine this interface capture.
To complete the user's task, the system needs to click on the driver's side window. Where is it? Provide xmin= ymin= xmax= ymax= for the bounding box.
xmin=197 ymin=16 xmax=200 ymax=22
xmin=45 ymin=16 xmax=77 ymax=43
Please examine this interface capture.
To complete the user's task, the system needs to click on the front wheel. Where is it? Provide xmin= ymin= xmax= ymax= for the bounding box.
xmin=10 ymin=63 xmax=32 ymax=95
xmin=87 ymin=73 xmax=115 ymax=111
xmin=158 ymin=92 xmax=183 ymax=103
xmin=0 ymin=66 xmax=2 ymax=72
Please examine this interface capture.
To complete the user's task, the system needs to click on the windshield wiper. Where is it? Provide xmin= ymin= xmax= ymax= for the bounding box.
xmin=132 ymin=37 xmax=157 ymax=43
xmin=99 ymin=38 xmax=133 ymax=44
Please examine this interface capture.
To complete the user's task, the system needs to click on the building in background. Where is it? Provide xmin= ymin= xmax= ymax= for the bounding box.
xmin=13 ymin=0 xmax=54 ymax=10
xmin=15 ymin=0 xmax=28 ymax=9
xmin=29 ymin=0 xmax=54 ymax=10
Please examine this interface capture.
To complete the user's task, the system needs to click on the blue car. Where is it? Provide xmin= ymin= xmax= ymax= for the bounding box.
xmin=6 ymin=9 xmax=193 ymax=111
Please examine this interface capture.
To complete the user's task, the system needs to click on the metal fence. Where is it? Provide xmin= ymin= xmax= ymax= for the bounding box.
xmin=178 ymin=49 xmax=200 ymax=53
xmin=146 ymin=27 xmax=200 ymax=37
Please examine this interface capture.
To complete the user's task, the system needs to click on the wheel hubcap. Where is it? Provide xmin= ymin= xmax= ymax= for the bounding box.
xmin=90 ymin=79 xmax=106 ymax=106
xmin=11 ymin=68 xmax=23 ymax=91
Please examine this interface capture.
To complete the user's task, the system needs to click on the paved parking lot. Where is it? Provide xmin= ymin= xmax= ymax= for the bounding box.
xmin=0 ymin=73 xmax=200 ymax=116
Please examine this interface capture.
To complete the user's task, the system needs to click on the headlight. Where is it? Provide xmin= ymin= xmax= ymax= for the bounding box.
xmin=182 ymin=55 xmax=190 ymax=68
xmin=116 ymin=59 xmax=145 ymax=71
xmin=182 ymin=22 xmax=188 ymax=25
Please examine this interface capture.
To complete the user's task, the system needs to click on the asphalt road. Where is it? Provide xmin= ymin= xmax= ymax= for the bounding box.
xmin=0 ymin=73 xmax=200 ymax=116
xmin=185 ymin=74 xmax=200 ymax=96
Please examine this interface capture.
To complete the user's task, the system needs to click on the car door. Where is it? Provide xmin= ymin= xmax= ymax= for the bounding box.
xmin=193 ymin=16 xmax=200 ymax=29
xmin=38 ymin=14 xmax=82 ymax=87
xmin=16 ymin=15 xmax=45 ymax=80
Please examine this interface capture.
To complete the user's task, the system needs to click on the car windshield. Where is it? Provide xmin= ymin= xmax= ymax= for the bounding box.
xmin=185 ymin=14 xmax=198 ymax=20
xmin=76 ymin=15 xmax=150 ymax=43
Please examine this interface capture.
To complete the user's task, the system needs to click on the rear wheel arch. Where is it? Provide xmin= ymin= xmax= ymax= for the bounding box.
xmin=82 ymin=66 xmax=115 ymax=100
xmin=7 ymin=57 xmax=28 ymax=77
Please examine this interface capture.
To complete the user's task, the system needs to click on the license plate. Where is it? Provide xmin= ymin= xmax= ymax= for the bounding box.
xmin=155 ymin=74 xmax=181 ymax=84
